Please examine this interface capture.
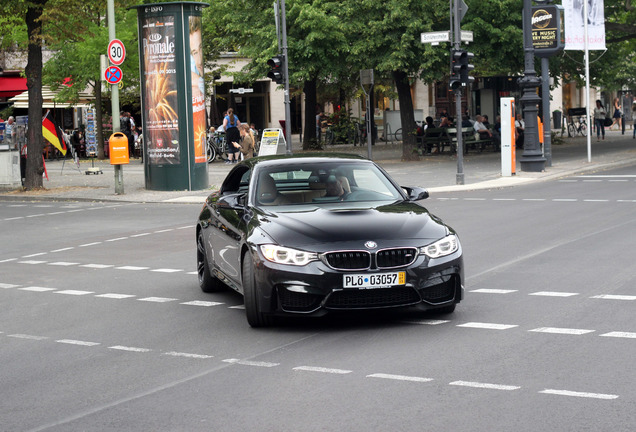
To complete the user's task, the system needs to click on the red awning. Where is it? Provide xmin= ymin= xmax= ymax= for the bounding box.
xmin=0 ymin=76 xmax=28 ymax=98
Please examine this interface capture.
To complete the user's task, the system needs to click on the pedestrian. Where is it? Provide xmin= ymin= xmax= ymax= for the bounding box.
xmin=515 ymin=113 xmax=525 ymax=148
xmin=610 ymin=97 xmax=622 ymax=131
xmin=223 ymin=108 xmax=241 ymax=163
xmin=4 ymin=116 xmax=15 ymax=148
xmin=316 ymin=110 xmax=323 ymax=141
xmin=237 ymin=123 xmax=255 ymax=160
xmin=593 ymin=99 xmax=606 ymax=141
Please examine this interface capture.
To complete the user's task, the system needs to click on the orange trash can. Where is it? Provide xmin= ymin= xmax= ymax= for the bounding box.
xmin=109 ymin=132 xmax=129 ymax=165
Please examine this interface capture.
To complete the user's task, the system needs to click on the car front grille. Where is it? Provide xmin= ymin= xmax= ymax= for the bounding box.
xmin=420 ymin=276 xmax=457 ymax=303
xmin=377 ymin=248 xmax=418 ymax=268
xmin=324 ymin=251 xmax=370 ymax=270
xmin=277 ymin=288 xmax=323 ymax=312
xmin=325 ymin=286 xmax=421 ymax=310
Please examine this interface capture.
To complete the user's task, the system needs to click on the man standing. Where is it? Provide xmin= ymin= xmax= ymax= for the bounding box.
xmin=5 ymin=116 xmax=15 ymax=148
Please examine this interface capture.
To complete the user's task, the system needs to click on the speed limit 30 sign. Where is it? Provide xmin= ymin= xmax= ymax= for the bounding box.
xmin=108 ymin=39 xmax=126 ymax=66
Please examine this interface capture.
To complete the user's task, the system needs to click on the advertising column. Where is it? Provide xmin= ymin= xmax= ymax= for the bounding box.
xmin=132 ymin=2 xmax=208 ymax=191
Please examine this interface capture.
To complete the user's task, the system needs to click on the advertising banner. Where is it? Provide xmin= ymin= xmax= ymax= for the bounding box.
xmin=563 ymin=0 xmax=606 ymax=50
xmin=532 ymin=5 xmax=564 ymax=57
xmin=141 ymin=14 xmax=180 ymax=164
xmin=189 ymin=15 xmax=206 ymax=164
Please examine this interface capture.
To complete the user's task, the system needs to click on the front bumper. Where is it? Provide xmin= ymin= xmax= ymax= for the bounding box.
xmin=253 ymin=251 xmax=464 ymax=317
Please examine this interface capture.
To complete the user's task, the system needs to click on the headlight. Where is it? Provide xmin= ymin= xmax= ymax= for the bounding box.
xmin=260 ymin=245 xmax=318 ymax=266
xmin=420 ymin=234 xmax=459 ymax=258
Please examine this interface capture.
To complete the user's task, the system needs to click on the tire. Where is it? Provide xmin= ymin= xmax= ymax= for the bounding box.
xmin=394 ymin=128 xmax=403 ymax=141
xmin=580 ymin=123 xmax=587 ymax=137
xmin=206 ymin=142 xmax=217 ymax=163
xmin=567 ymin=124 xmax=575 ymax=137
xmin=242 ymin=252 xmax=274 ymax=328
xmin=197 ymin=231 xmax=224 ymax=293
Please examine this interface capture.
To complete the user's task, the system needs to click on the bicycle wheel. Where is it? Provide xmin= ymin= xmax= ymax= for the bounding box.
xmin=395 ymin=128 xmax=403 ymax=141
xmin=567 ymin=123 xmax=575 ymax=137
xmin=580 ymin=123 xmax=587 ymax=137
xmin=206 ymin=141 xmax=217 ymax=163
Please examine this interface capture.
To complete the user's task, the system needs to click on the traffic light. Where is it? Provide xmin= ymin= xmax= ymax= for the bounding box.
xmin=267 ymin=55 xmax=285 ymax=84
xmin=459 ymin=51 xmax=474 ymax=85
xmin=449 ymin=50 xmax=463 ymax=91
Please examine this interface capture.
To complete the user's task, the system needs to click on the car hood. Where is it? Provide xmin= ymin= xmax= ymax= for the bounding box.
xmin=254 ymin=201 xmax=449 ymax=250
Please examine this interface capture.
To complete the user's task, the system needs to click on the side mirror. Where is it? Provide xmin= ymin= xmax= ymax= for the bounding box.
xmin=217 ymin=193 xmax=246 ymax=210
xmin=403 ymin=186 xmax=429 ymax=201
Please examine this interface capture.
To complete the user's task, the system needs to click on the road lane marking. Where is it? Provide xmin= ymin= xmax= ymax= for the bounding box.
xmin=367 ymin=373 xmax=433 ymax=383
xmin=529 ymin=327 xmax=595 ymax=335
xmin=177 ymin=225 xmax=195 ymax=230
xmin=50 ymin=247 xmax=74 ymax=253
xmin=116 ymin=266 xmax=150 ymax=271
xmin=109 ymin=345 xmax=151 ymax=353
xmin=552 ymin=199 xmax=578 ymax=202
xmin=522 ymin=198 xmax=546 ymax=201
xmin=137 ymin=297 xmax=178 ymax=303
xmin=539 ymin=389 xmax=618 ymax=400
xmin=0 ymin=258 xmax=17 ymax=263
xmin=591 ymin=294 xmax=636 ymax=301
xmin=79 ymin=242 xmax=102 ymax=247
xmin=18 ymin=260 xmax=47 ymax=265
xmin=529 ymin=291 xmax=579 ymax=297
xmin=180 ymin=301 xmax=224 ymax=307
xmin=229 ymin=305 xmax=245 ymax=309
xmin=130 ymin=233 xmax=151 ymax=238
xmin=449 ymin=381 xmax=520 ymax=391
xmin=48 ymin=262 xmax=80 ymax=266
xmin=164 ymin=352 xmax=213 ymax=359
xmin=105 ymin=237 xmax=128 ymax=242
xmin=95 ymin=293 xmax=136 ymax=299
xmin=3 ymin=217 xmax=24 ymax=220
xmin=583 ymin=199 xmax=609 ymax=202
xmin=293 ymin=366 xmax=352 ymax=374
xmin=471 ymin=289 xmax=517 ymax=294
xmin=80 ymin=264 xmax=114 ymax=269
xmin=22 ymin=252 xmax=47 ymax=258
xmin=151 ymin=268 xmax=183 ymax=273
xmin=599 ymin=331 xmax=636 ymax=339
xmin=493 ymin=198 xmax=517 ymax=201
xmin=405 ymin=319 xmax=450 ymax=325
xmin=56 ymin=339 xmax=100 ymax=346
xmin=54 ymin=290 xmax=94 ymax=296
xmin=19 ymin=286 xmax=56 ymax=292
xmin=457 ymin=322 xmax=518 ymax=330
xmin=8 ymin=334 xmax=48 ymax=340
xmin=0 ymin=283 xmax=19 ymax=288
xmin=223 ymin=359 xmax=279 ymax=367
xmin=154 ymin=229 xmax=174 ymax=233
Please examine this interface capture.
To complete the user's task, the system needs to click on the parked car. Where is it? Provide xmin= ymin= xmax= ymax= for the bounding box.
xmin=196 ymin=154 xmax=464 ymax=327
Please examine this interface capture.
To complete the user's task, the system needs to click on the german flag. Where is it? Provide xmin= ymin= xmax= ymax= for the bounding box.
xmin=42 ymin=111 xmax=66 ymax=156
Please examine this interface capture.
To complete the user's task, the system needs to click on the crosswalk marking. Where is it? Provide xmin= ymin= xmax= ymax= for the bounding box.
xmin=529 ymin=327 xmax=594 ymax=335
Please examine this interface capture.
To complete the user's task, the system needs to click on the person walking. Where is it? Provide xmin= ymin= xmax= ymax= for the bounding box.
xmin=610 ymin=97 xmax=622 ymax=131
xmin=593 ymin=99 xmax=606 ymax=141
xmin=236 ymin=123 xmax=255 ymax=160
xmin=4 ymin=116 xmax=15 ymax=148
xmin=223 ymin=108 xmax=241 ymax=163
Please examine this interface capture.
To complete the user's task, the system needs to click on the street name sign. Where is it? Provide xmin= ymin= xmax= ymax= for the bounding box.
xmin=421 ymin=31 xmax=450 ymax=44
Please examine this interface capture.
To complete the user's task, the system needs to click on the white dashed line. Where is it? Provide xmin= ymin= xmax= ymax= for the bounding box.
xmin=48 ymin=262 xmax=79 ymax=266
xmin=367 ymin=373 xmax=433 ymax=383
xmin=54 ymin=290 xmax=94 ymax=296
xmin=471 ymin=289 xmax=517 ymax=294
xmin=492 ymin=198 xmax=516 ymax=201
xmin=539 ymin=389 xmax=618 ymax=400
xmin=164 ymin=351 xmax=213 ymax=359
xmin=405 ymin=319 xmax=450 ymax=326
xmin=137 ymin=297 xmax=178 ymax=303
xmin=529 ymin=327 xmax=594 ymax=335
xmin=109 ymin=345 xmax=151 ymax=353
xmin=116 ymin=266 xmax=150 ymax=271
xmin=293 ymin=366 xmax=352 ymax=374
xmin=177 ymin=225 xmax=195 ymax=230
xmin=19 ymin=286 xmax=56 ymax=292
xmin=3 ymin=217 xmax=24 ymax=220
xmin=529 ymin=291 xmax=579 ymax=297
xmin=130 ymin=233 xmax=151 ymax=238
xmin=105 ymin=237 xmax=128 ymax=242
xmin=50 ymin=247 xmax=74 ymax=253
xmin=26 ymin=214 xmax=47 ymax=218
xmin=151 ymin=268 xmax=183 ymax=273
xmin=552 ymin=199 xmax=578 ymax=202
xmin=180 ymin=300 xmax=224 ymax=307
xmin=583 ymin=199 xmax=609 ymax=202
xmin=95 ymin=293 xmax=136 ymax=299
xmin=0 ymin=283 xmax=19 ymax=289
xmin=80 ymin=264 xmax=114 ymax=269
xmin=21 ymin=253 xmax=47 ymax=258
xmin=599 ymin=332 xmax=636 ymax=339
xmin=79 ymin=242 xmax=102 ymax=247
xmin=229 ymin=305 xmax=245 ymax=309
xmin=449 ymin=381 xmax=520 ymax=391
xmin=223 ymin=359 xmax=280 ymax=367
xmin=8 ymin=334 xmax=48 ymax=340
xmin=0 ymin=258 xmax=17 ymax=263
xmin=154 ymin=229 xmax=174 ymax=233
xmin=56 ymin=339 xmax=100 ymax=346
xmin=18 ymin=260 xmax=47 ymax=265
xmin=591 ymin=294 xmax=636 ymax=301
xmin=522 ymin=198 xmax=546 ymax=201
xmin=457 ymin=322 xmax=518 ymax=330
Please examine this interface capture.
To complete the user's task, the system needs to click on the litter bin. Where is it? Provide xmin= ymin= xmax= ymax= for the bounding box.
xmin=552 ymin=110 xmax=562 ymax=130
xmin=109 ymin=132 xmax=129 ymax=165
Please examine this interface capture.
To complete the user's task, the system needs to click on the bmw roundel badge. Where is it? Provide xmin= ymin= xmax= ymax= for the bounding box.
xmin=364 ymin=241 xmax=377 ymax=249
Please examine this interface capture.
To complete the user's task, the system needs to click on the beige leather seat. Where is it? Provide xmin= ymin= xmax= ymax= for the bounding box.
xmin=257 ymin=175 xmax=292 ymax=206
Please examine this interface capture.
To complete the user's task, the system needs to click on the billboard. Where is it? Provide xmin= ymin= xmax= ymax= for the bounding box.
xmin=563 ymin=0 xmax=606 ymax=50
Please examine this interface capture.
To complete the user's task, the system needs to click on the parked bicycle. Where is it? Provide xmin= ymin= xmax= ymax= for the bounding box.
xmin=568 ymin=115 xmax=588 ymax=137
xmin=207 ymin=132 xmax=227 ymax=163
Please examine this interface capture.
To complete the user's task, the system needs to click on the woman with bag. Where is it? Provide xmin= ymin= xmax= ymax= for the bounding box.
xmin=223 ymin=108 xmax=241 ymax=164
xmin=610 ymin=97 xmax=622 ymax=131
xmin=593 ymin=100 xmax=606 ymax=141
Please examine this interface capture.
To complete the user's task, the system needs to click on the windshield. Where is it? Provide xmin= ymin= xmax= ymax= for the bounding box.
xmin=253 ymin=161 xmax=403 ymax=206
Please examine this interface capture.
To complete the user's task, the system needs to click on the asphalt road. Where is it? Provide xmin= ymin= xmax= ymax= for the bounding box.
xmin=1 ymin=164 xmax=635 ymax=432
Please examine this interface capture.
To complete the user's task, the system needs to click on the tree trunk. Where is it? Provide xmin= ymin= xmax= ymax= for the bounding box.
xmin=24 ymin=0 xmax=47 ymax=190
xmin=393 ymin=70 xmax=419 ymax=161
xmin=302 ymin=77 xmax=318 ymax=150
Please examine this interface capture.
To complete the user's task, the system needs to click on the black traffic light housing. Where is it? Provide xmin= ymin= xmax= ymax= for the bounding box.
xmin=450 ymin=50 xmax=474 ymax=90
xmin=450 ymin=50 xmax=463 ymax=91
xmin=459 ymin=51 xmax=474 ymax=85
xmin=267 ymin=55 xmax=285 ymax=84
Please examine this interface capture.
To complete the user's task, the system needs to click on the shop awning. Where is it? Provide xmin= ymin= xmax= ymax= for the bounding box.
xmin=8 ymin=85 xmax=94 ymax=109
xmin=0 ymin=76 xmax=28 ymax=98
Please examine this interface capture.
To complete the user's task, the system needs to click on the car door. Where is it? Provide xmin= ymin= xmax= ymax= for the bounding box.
xmin=209 ymin=166 xmax=251 ymax=284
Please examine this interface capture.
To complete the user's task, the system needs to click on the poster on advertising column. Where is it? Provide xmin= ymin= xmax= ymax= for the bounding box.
xmin=142 ymin=14 xmax=180 ymax=164
xmin=189 ymin=15 xmax=206 ymax=164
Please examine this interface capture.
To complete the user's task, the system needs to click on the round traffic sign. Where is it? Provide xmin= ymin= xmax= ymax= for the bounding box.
xmin=104 ymin=66 xmax=123 ymax=85
xmin=108 ymin=39 xmax=126 ymax=66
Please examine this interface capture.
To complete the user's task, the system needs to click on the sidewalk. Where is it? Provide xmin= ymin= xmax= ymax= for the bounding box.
xmin=1 ymin=129 xmax=635 ymax=204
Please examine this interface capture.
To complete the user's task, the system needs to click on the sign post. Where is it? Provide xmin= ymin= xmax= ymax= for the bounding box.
xmin=500 ymin=97 xmax=516 ymax=177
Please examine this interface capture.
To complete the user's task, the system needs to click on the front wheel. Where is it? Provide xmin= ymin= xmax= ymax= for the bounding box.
xmin=197 ymin=231 xmax=224 ymax=293
xmin=567 ymin=123 xmax=575 ymax=137
xmin=242 ymin=253 xmax=274 ymax=327
xmin=580 ymin=123 xmax=588 ymax=137
xmin=206 ymin=142 xmax=217 ymax=163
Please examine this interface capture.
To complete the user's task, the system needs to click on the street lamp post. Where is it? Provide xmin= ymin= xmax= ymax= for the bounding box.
xmin=519 ymin=0 xmax=546 ymax=172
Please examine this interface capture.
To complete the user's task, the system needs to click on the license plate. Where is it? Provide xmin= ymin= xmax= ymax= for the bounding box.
xmin=343 ymin=272 xmax=406 ymax=289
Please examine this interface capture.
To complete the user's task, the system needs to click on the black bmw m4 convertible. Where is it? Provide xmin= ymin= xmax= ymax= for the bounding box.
xmin=197 ymin=154 xmax=464 ymax=327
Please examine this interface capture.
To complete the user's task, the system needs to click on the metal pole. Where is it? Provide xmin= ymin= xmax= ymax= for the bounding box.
xmin=280 ymin=0 xmax=292 ymax=154
xmin=519 ymin=0 xmax=546 ymax=172
xmin=107 ymin=0 xmax=123 ymax=194
xmin=583 ymin=0 xmax=592 ymax=162
xmin=541 ymin=57 xmax=552 ymax=167
xmin=453 ymin=0 xmax=464 ymax=185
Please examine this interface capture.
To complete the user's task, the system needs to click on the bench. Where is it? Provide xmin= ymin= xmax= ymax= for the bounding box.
xmin=416 ymin=127 xmax=451 ymax=154
xmin=463 ymin=127 xmax=497 ymax=152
